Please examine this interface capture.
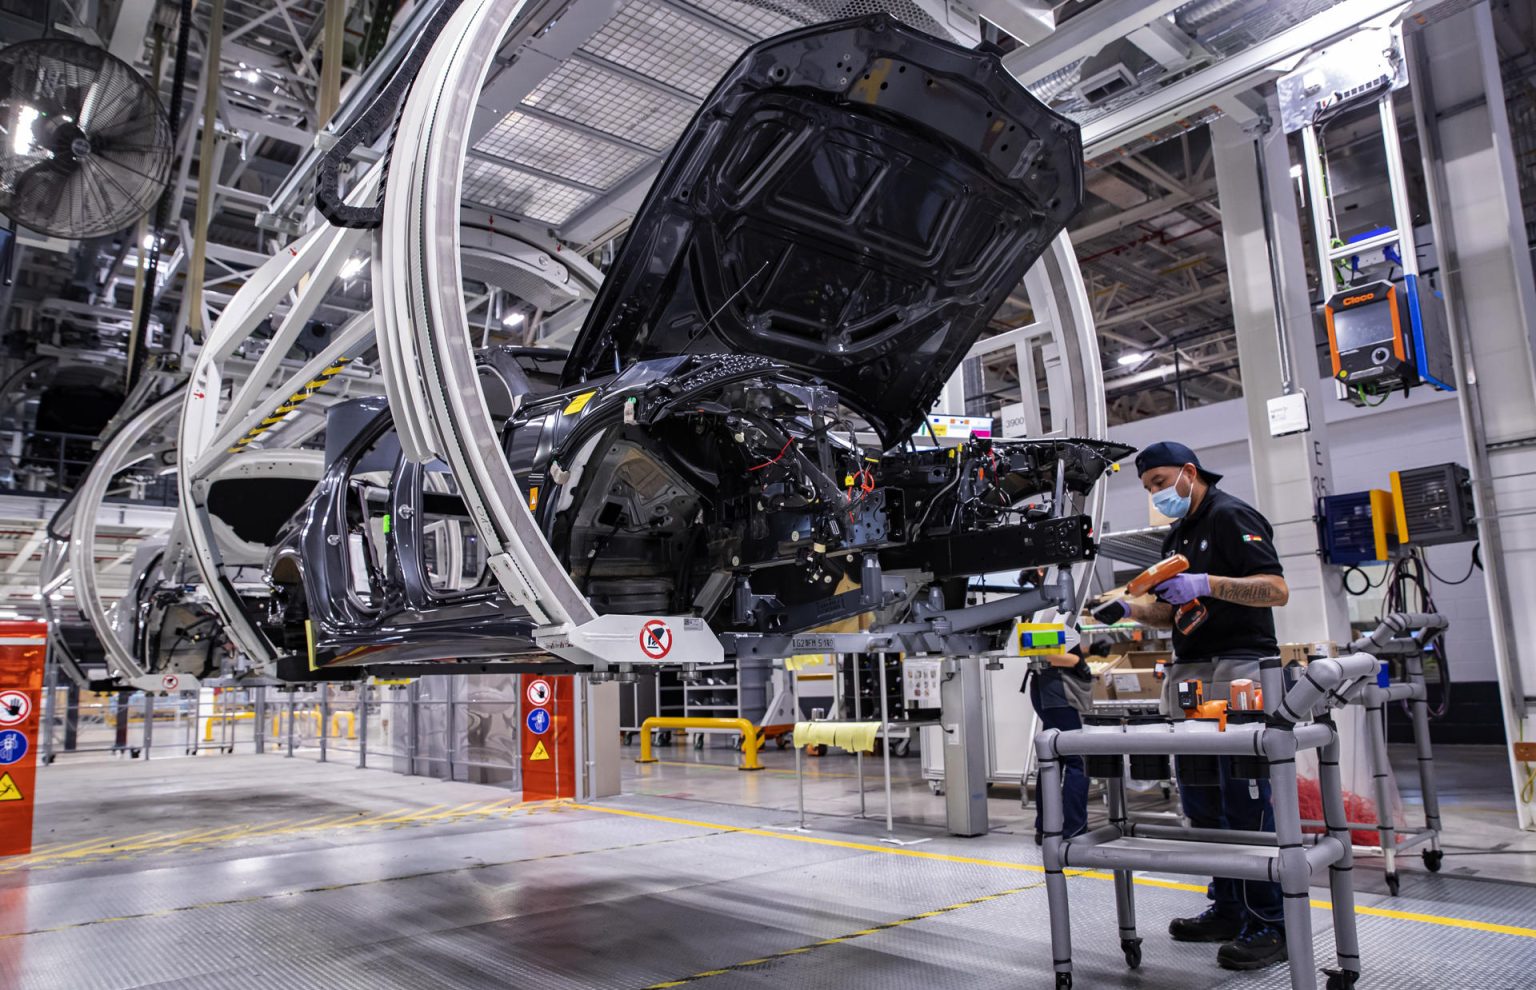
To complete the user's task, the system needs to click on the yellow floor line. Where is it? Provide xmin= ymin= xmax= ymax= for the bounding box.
xmin=566 ymin=803 xmax=1536 ymax=941
xmin=2 ymin=829 xmax=188 ymax=867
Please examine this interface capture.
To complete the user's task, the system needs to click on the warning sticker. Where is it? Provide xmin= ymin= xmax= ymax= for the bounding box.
xmin=528 ymin=740 xmax=550 ymax=762
xmin=0 ymin=772 xmax=22 ymax=802
xmin=639 ymin=619 xmax=672 ymax=660
xmin=526 ymin=679 xmax=551 ymax=707
xmin=0 ymin=691 xmax=30 ymax=726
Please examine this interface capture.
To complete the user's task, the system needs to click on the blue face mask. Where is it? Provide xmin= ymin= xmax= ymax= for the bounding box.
xmin=1151 ymin=469 xmax=1193 ymax=519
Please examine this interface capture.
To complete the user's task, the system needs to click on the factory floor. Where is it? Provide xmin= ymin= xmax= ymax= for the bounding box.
xmin=3 ymin=744 xmax=1533 ymax=989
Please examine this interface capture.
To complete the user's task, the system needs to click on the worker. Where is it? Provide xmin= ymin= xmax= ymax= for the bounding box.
xmin=1091 ymin=441 xmax=1291 ymax=972
xmin=1022 ymin=635 xmax=1099 ymax=846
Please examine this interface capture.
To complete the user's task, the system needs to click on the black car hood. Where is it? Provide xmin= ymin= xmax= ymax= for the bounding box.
xmin=562 ymin=14 xmax=1084 ymax=447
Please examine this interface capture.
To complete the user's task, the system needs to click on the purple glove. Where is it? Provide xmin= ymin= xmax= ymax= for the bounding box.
xmin=1155 ymin=572 xmax=1210 ymax=604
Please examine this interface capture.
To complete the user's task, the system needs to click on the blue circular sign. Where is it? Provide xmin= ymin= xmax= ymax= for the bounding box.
xmin=525 ymin=707 xmax=551 ymax=736
xmin=0 ymin=729 xmax=27 ymax=765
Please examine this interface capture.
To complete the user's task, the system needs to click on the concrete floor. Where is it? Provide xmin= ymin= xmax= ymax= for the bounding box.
xmin=1 ymin=743 xmax=1533 ymax=989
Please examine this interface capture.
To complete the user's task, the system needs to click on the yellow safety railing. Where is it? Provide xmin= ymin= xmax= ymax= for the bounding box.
xmin=202 ymin=711 xmax=255 ymax=741
xmin=269 ymin=708 xmax=358 ymax=740
xmin=636 ymin=716 xmax=763 ymax=771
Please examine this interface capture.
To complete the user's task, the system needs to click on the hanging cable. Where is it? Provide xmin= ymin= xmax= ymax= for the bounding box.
xmin=1420 ymin=542 xmax=1481 ymax=586
xmin=130 ymin=0 xmax=194 ymax=389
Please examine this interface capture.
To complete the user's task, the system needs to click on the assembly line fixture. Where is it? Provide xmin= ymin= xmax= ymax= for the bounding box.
xmin=1036 ymin=653 xmax=1379 ymax=990
xmin=1331 ymin=611 xmax=1448 ymax=894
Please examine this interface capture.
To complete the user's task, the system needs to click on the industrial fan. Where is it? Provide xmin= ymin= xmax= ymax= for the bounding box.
xmin=0 ymin=38 xmax=172 ymax=239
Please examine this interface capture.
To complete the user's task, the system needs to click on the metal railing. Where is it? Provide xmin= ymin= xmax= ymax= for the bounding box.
xmin=38 ymin=674 xmax=522 ymax=790
xmin=0 ymin=428 xmax=179 ymax=503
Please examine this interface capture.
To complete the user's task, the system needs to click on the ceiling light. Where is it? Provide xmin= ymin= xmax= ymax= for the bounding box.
xmin=502 ymin=312 xmax=525 ymax=329
xmin=338 ymin=255 xmax=366 ymax=280
xmin=141 ymin=233 xmax=158 ymax=250
xmin=29 ymin=592 xmax=41 ymax=600
xmin=1289 ymin=163 xmax=1303 ymax=180
xmin=1117 ymin=352 xmax=1148 ymax=366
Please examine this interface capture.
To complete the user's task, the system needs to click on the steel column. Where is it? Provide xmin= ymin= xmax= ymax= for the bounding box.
xmin=1210 ymin=99 xmax=1352 ymax=647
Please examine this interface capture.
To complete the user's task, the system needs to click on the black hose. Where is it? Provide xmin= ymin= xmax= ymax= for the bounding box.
xmin=130 ymin=0 xmax=194 ymax=389
xmin=314 ymin=0 xmax=465 ymax=228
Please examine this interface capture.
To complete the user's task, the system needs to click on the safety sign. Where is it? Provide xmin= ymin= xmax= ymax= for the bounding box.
xmin=0 ymin=772 xmax=21 ymax=802
xmin=528 ymin=740 xmax=550 ymax=762
xmin=639 ymin=619 xmax=672 ymax=659
xmin=526 ymin=679 xmax=550 ymax=707
xmin=0 ymin=690 xmax=29 ymax=726
xmin=0 ymin=730 xmax=26 ymax=766
xmin=526 ymin=707 xmax=551 ymax=735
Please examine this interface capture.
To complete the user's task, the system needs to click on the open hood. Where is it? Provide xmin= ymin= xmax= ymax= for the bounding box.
xmin=563 ymin=14 xmax=1084 ymax=446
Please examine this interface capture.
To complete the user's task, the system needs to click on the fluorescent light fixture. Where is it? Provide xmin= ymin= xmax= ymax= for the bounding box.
xmin=1117 ymin=352 xmax=1148 ymax=366
xmin=29 ymin=592 xmax=41 ymax=600
xmin=338 ymin=255 xmax=366 ymax=280
xmin=502 ymin=312 xmax=525 ymax=329
xmin=13 ymin=105 xmax=39 ymax=156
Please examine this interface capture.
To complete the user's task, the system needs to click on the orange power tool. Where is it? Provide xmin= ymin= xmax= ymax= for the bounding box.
xmin=1127 ymin=553 xmax=1209 ymax=636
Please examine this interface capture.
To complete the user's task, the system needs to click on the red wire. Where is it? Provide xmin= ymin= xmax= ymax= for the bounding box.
xmin=748 ymin=437 xmax=794 ymax=471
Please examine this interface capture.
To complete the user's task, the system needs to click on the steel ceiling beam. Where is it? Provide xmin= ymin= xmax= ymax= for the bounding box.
xmin=1002 ymin=0 xmax=1188 ymax=85
xmin=1080 ymin=0 xmax=1423 ymax=159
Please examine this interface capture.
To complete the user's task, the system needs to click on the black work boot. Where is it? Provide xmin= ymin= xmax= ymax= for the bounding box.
xmin=1168 ymin=905 xmax=1243 ymax=943
xmin=1217 ymin=921 xmax=1287 ymax=970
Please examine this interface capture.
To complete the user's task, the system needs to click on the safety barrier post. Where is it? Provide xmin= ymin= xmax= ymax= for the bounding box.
xmin=636 ymin=717 xmax=762 ymax=771
xmin=357 ymin=680 xmax=369 ymax=769
xmin=319 ymin=691 xmax=330 ymax=763
xmin=254 ymin=685 xmax=266 ymax=754
xmin=142 ymin=693 xmax=153 ymax=760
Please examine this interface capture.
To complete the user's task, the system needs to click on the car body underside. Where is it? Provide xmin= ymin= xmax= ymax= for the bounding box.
xmin=250 ymin=14 xmax=1132 ymax=678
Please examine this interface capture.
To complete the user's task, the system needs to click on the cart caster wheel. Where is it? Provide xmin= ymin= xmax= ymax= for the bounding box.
xmin=130 ymin=749 xmax=140 ymax=759
xmin=776 ymin=735 xmax=790 ymax=750
xmin=42 ymin=753 xmax=55 ymax=765
xmin=892 ymin=738 xmax=910 ymax=758
xmin=693 ymin=734 xmax=705 ymax=750
xmin=1423 ymin=849 xmax=1443 ymax=873
xmin=1161 ymin=784 xmax=1172 ymax=801
xmin=1324 ymin=969 xmax=1359 ymax=989
xmin=1121 ymin=938 xmax=1142 ymax=970
xmin=812 ymin=744 xmax=828 ymax=757
xmin=928 ymin=780 xmax=945 ymax=796
xmin=1385 ymin=872 xmax=1400 ymax=897
xmin=657 ymin=731 xmax=672 ymax=747
xmin=1054 ymin=973 xmax=1072 ymax=989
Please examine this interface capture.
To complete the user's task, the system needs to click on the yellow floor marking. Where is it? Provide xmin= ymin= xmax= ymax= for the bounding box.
xmin=2 ymin=829 xmax=185 ymax=866
xmin=15 ymin=827 xmax=214 ymax=865
xmin=568 ymin=803 xmax=1536 ymax=941
xmin=414 ymin=800 xmax=503 ymax=821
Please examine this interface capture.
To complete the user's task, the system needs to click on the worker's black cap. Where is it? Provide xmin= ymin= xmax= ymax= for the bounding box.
xmin=1134 ymin=441 xmax=1222 ymax=485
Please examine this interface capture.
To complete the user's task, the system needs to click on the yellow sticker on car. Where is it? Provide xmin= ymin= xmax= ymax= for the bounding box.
xmin=563 ymin=391 xmax=597 ymax=415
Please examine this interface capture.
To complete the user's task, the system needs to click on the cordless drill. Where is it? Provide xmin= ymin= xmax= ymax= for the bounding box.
xmin=1127 ymin=553 xmax=1208 ymax=635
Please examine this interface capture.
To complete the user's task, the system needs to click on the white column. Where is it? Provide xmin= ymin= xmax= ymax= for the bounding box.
xmin=1210 ymin=98 xmax=1352 ymax=647
xmin=1411 ymin=4 xmax=1536 ymax=829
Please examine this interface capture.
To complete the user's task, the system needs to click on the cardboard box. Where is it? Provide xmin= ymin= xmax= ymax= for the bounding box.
xmin=1095 ymin=651 xmax=1170 ymax=702
xmin=1279 ymin=642 xmax=1340 ymax=664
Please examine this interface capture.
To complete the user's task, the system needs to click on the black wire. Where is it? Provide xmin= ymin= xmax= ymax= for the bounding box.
xmin=1340 ymin=564 xmax=1387 ymax=596
xmin=1420 ymin=542 xmax=1481 ymax=586
xmin=131 ymin=0 xmax=194 ymax=388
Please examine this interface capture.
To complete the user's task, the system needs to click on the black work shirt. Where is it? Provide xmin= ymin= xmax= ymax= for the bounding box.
xmin=1159 ymin=487 xmax=1284 ymax=660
